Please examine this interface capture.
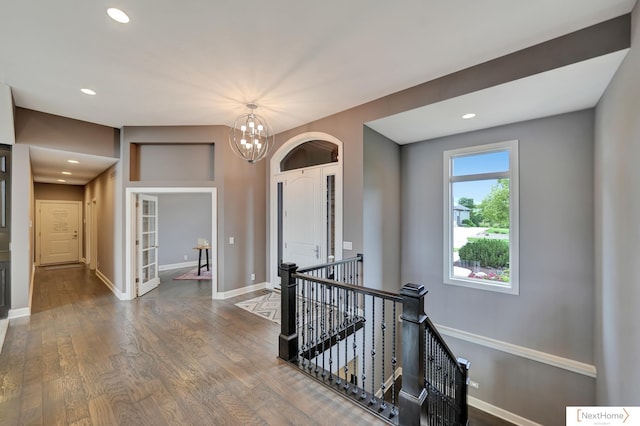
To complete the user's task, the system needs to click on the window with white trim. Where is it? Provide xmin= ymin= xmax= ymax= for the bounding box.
xmin=443 ymin=140 xmax=519 ymax=295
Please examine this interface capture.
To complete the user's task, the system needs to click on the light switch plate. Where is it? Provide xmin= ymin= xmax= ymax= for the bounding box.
xmin=343 ymin=241 xmax=353 ymax=250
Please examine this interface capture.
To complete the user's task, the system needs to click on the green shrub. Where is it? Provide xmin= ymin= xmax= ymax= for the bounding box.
xmin=458 ymin=238 xmax=509 ymax=269
xmin=461 ymin=219 xmax=475 ymax=227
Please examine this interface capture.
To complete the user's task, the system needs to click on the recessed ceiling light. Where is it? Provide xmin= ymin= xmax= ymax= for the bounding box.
xmin=57 ymin=179 xmax=67 ymax=183
xmin=107 ymin=8 xmax=130 ymax=23
xmin=62 ymin=171 xmax=72 ymax=175
xmin=81 ymin=88 xmax=96 ymax=96
xmin=68 ymin=159 xmax=79 ymax=164
xmin=462 ymin=113 xmax=476 ymax=119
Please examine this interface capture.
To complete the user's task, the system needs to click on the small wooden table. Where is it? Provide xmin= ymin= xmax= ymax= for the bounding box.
xmin=193 ymin=246 xmax=212 ymax=275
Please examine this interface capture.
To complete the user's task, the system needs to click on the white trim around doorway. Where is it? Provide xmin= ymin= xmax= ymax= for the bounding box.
xmin=268 ymin=132 xmax=344 ymax=289
xmin=124 ymin=187 xmax=218 ymax=300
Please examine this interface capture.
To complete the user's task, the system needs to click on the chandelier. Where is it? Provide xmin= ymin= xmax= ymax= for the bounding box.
xmin=229 ymin=103 xmax=273 ymax=163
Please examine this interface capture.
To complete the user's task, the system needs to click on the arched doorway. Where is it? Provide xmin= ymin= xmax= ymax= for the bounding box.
xmin=269 ymin=132 xmax=343 ymax=287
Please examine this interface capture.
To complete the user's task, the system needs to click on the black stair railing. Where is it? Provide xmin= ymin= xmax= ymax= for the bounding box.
xmin=278 ymin=257 xmax=470 ymax=426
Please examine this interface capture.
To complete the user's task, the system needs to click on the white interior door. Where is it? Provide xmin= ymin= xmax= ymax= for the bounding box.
xmin=282 ymin=168 xmax=323 ymax=268
xmin=37 ymin=200 xmax=82 ymax=265
xmin=137 ymin=194 xmax=159 ymax=296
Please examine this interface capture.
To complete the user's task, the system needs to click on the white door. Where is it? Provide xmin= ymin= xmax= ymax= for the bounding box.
xmin=137 ymin=194 xmax=160 ymax=296
xmin=37 ymin=201 xmax=82 ymax=265
xmin=282 ymin=168 xmax=323 ymax=268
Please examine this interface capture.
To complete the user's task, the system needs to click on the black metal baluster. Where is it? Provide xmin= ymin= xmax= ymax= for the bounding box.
xmin=351 ymin=288 xmax=358 ymax=394
xmin=361 ymin=294 xmax=367 ymax=400
xmin=390 ymin=301 xmax=398 ymax=418
xmin=369 ymin=299 xmax=376 ymax=406
xmin=307 ymin=279 xmax=313 ymax=371
xmin=379 ymin=300 xmax=387 ymax=412
xmin=321 ymin=282 xmax=327 ymax=379
xmin=328 ymin=283 xmax=334 ymax=383
xmin=335 ymin=287 xmax=342 ymax=386
xmin=314 ymin=279 xmax=319 ymax=374
xmin=300 ymin=279 xmax=306 ymax=368
xmin=343 ymin=287 xmax=350 ymax=391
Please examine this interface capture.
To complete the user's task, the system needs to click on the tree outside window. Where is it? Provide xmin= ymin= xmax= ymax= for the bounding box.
xmin=443 ymin=141 xmax=519 ymax=295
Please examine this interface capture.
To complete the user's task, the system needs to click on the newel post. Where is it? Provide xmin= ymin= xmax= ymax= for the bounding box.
xmin=457 ymin=357 xmax=470 ymax=425
xmin=278 ymin=262 xmax=298 ymax=362
xmin=398 ymin=283 xmax=428 ymax=426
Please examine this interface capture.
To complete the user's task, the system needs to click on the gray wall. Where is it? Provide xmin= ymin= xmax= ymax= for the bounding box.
xmin=122 ymin=125 xmax=266 ymax=293
xmin=363 ymin=126 xmax=401 ymax=292
xmin=34 ymin=183 xmax=85 ymax=201
xmin=594 ymin=2 xmax=640 ymax=405
xmin=10 ymin=144 xmax=33 ymax=312
xmin=157 ymin=193 xmax=212 ymax=266
xmin=401 ymin=110 xmax=595 ymax=425
xmin=85 ymin=164 xmax=119 ymax=286
xmin=268 ymin=16 xmax=628 ymax=284
xmin=14 ymin=108 xmax=119 ymax=158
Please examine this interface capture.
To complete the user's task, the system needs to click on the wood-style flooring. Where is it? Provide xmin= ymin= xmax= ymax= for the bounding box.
xmin=0 ymin=265 xmax=513 ymax=425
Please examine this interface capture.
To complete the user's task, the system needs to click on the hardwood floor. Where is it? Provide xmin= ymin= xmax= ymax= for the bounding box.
xmin=0 ymin=265 xmax=513 ymax=425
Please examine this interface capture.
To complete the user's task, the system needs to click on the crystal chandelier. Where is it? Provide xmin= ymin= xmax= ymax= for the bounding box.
xmin=229 ymin=103 xmax=273 ymax=163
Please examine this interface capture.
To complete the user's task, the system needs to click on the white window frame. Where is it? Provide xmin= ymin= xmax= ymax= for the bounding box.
xmin=443 ymin=140 xmax=519 ymax=295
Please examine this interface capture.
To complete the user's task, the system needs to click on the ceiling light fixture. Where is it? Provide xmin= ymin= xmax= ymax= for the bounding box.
xmin=462 ymin=113 xmax=476 ymax=119
xmin=107 ymin=8 xmax=130 ymax=23
xmin=62 ymin=171 xmax=72 ymax=175
xmin=229 ymin=103 xmax=274 ymax=164
xmin=67 ymin=159 xmax=79 ymax=164
xmin=81 ymin=88 xmax=96 ymax=96
xmin=57 ymin=179 xmax=67 ymax=183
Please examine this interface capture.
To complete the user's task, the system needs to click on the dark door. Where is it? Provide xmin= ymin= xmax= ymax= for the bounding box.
xmin=0 ymin=145 xmax=10 ymax=318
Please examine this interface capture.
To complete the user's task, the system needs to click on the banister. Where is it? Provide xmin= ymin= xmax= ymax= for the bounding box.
xmin=296 ymin=252 xmax=363 ymax=274
xmin=293 ymin=272 xmax=402 ymax=303
xmin=425 ymin=316 xmax=466 ymax=376
xmin=278 ymin=255 xmax=468 ymax=425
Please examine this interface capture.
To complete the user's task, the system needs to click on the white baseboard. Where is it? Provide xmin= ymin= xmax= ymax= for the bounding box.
xmin=96 ymin=269 xmax=126 ymax=300
xmin=8 ymin=307 xmax=31 ymax=319
xmin=469 ymin=396 xmax=543 ymax=426
xmin=159 ymin=261 xmax=198 ymax=272
xmin=213 ymin=282 xmax=267 ymax=300
xmin=0 ymin=319 xmax=7 ymax=354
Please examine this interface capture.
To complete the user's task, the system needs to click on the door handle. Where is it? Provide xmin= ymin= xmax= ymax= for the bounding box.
xmin=314 ymin=245 xmax=319 ymax=258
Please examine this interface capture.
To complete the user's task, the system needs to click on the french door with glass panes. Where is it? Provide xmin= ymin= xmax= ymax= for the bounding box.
xmin=136 ymin=194 xmax=159 ymax=296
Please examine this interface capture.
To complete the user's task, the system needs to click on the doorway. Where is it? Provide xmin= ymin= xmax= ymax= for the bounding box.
xmin=269 ymin=132 xmax=343 ymax=287
xmin=35 ymin=200 xmax=82 ymax=265
xmin=124 ymin=187 xmax=217 ymax=300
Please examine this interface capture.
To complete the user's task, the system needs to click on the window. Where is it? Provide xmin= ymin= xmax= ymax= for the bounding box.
xmin=443 ymin=140 xmax=519 ymax=294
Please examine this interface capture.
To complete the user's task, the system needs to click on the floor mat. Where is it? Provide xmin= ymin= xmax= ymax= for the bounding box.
xmin=173 ymin=268 xmax=212 ymax=280
xmin=235 ymin=291 xmax=281 ymax=323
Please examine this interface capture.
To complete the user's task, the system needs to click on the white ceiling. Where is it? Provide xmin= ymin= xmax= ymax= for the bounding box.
xmin=0 ymin=0 xmax=636 ymax=182
xmin=367 ymin=50 xmax=629 ymax=144
xmin=29 ymin=146 xmax=118 ymax=185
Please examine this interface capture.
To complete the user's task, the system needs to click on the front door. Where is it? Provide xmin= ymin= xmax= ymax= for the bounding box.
xmin=136 ymin=194 xmax=159 ymax=296
xmin=37 ymin=200 xmax=82 ymax=265
xmin=282 ymin=168 xmax=323 ymax=268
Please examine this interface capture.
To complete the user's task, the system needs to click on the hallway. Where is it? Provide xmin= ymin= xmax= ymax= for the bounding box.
xmin=0 ymin=266 xmax=382 ymax=425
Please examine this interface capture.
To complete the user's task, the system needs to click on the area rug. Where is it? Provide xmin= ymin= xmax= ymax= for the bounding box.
xmin=234 ymin=291 xmax=345 ymax=327
xmin=235 ymin=291 xmax=282 ymax=324
xmin=173 ymin=268 xmax=212 ymax=280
